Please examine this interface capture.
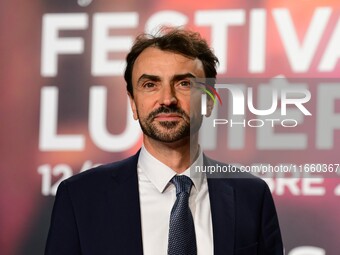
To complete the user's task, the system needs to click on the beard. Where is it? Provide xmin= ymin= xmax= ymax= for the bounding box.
xmin=137 ymin=105 xmax=202 ymax=143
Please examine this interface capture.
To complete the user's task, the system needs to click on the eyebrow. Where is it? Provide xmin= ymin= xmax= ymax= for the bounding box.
xmin=137 ymin=73 xmax=196 ymax=84
xmin=172 ymin=73 xmax=196 ymax=82
xmin=137 ymin=74 xmax=161 ymax=84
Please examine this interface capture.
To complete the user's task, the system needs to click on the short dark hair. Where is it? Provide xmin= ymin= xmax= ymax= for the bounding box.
xmin=124 ymin=27 xmax=219 ymax=97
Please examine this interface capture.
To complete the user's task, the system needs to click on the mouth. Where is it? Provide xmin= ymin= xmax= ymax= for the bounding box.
xmin=154 ymin=114 xmax=183 ymax=121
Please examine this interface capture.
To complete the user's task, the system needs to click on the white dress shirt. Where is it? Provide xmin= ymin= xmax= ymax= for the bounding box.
xmin=137 ymin=146 xmax=214 ymax=255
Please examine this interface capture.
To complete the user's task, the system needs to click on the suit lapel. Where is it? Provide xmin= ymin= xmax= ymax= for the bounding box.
xmin=205 ymin=156 xmax=235 ymax=255
xmin=106 ymin=152 xmax=144 ymax=255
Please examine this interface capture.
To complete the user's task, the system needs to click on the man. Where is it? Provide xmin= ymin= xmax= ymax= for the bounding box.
xmin=45 ymin=28 xmax=284 ymax=255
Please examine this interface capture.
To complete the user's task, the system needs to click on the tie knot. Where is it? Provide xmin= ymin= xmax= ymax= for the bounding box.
xmin=171 ymin=175 xmax=193 ymax=195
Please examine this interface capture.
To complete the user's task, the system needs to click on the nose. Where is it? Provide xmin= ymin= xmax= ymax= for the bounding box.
xmin=160 ymin=85 xmax=178 ymax=106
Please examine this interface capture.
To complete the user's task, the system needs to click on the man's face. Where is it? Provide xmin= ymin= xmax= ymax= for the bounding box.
xmin=129 ymin=47 xmax=206 ymax=143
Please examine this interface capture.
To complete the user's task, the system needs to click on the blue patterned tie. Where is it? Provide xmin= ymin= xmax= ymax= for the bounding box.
xmin=168 ymin=175 xmax=197 ymax=255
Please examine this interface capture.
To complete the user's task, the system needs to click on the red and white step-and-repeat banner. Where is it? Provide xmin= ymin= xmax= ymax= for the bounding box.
xmin=1 ymin=0 xmax=339 ymax=254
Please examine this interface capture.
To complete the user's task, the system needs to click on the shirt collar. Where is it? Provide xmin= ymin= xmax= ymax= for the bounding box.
xmin=138 ymin=145 xmax=204 ymax=193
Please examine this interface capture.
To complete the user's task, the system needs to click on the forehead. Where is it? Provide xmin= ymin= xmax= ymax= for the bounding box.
xmin=132 ymin=47 xmax=205 ymax=83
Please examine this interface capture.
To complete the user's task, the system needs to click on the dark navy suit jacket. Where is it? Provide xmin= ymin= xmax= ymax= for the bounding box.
xmin=45 ymin=151 xmax=283 ymax=255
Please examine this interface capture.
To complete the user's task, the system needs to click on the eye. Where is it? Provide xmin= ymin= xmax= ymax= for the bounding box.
xmin=178 ymin=80 xmax=191 ymax=88
xmin=142 ymin=82 xmax=156 ymax=89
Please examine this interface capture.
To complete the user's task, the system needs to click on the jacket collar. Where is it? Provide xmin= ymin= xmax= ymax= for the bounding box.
xmin=204 ymin=155 xmax=235 ymax=255
xmin=108 ymin=151 xmax=144 ymax=255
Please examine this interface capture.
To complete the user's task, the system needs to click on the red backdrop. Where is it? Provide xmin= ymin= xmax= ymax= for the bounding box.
xmin=0 ymin=0 xmax=339 ymax=254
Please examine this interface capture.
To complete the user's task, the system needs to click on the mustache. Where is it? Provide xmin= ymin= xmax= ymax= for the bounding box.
xmin=147 ymin=106 xmax=189 ymax=121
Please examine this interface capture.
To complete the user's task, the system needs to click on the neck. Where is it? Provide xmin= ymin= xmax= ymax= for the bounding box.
xmin=143 ymin=134 xmax=199 ymax=174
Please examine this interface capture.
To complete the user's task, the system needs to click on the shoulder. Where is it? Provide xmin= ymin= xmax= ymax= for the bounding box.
xmin=203 ymin=155 xmax=269 ymax=193
xmin=204 ymin=157 xmax=273 ymax=214
xmin=61 ymin=152 xmax=140 ymax=191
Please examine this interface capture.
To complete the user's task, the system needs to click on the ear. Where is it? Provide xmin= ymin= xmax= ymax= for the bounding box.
xmin=205 ymin=97 xmax=214 ymax=117
xmin=128 ymin=92 xmax=138 ymax=120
